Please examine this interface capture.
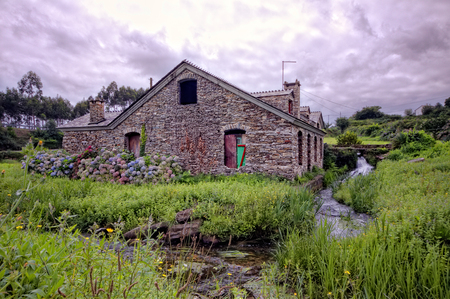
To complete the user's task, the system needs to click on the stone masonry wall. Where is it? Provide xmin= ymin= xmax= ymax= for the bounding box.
xmin=255 ymin=94 xmax=295 ymax=116
xmin=63 ymin=70 xmax=324 ymax=179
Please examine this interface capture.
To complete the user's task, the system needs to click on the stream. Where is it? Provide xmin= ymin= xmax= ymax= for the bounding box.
xmin=106 ymin=157 xmax=374 ymax=297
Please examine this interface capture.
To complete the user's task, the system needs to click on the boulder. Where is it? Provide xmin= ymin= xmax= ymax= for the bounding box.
xmin=123 ymin=221 xmax=170 ymax=240
xmin=166 ymin=219 xmax=202 ymax=243
xmin=176 ymin=208 xmax=193 ymax=224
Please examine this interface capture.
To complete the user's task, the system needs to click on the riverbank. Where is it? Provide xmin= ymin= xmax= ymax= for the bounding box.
xmin=276 ymin=141 xmax=450 ymax=298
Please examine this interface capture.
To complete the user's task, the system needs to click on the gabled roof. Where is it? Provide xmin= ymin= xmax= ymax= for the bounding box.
xmin=310 ymin=111 xmax=324 ymax=128
xmin=60 ymin=60 xmax=325 ymax=136
xmin=59 ymin=111 xmax=120 ymax=129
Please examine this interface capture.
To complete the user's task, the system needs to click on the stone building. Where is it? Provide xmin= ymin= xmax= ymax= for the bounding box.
xmin=59 ymin=60 xmax=325 ymax=179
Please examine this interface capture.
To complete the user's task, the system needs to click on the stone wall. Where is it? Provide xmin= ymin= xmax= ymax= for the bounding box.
xmin=63 ymin=70 xmax=324 ymax=179
xmin=255 ymin=94 xmax=294 ymax=116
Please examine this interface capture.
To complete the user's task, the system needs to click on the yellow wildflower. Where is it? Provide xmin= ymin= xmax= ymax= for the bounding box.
xmin=162 ymin=274 xmax=166 ymax=277
xmin=38 ymin=140 xmax=43 ymax=145
xmin=227 ymin=273 xmax=232 ymax=276
xmin=328 ymin=292 xmax=332 ymax=295
xmin=106 ymin=228 xmax=114 ymax=233
xmin=16 ymin=226 xmax=23 ymax=230
xmin=37 ymin=225 xmax=42 ymax=228
xmin=7 ymin=194 xmax=11 ymax=197
xmin=344 ymin=270 xmax=350 ymax=275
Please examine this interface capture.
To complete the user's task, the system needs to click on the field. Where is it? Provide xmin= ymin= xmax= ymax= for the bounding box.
xmin=324 ymin=136 xmax=391 ymax=145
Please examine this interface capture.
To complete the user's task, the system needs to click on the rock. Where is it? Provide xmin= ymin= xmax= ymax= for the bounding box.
xmin=166 ymin=219 xmax=202 ymax=243
xmin=407 ymin=158 xmax=425 ymax=163
xmin=123 ymin=221 xmax=170 ymax=240
xmin=201 ymin=235 xmax=220 ymax=246
xmin=176 ymin=208 xmax=193 ymax=224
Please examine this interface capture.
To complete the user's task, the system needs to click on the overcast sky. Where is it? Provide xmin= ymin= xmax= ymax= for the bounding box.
xmin=1 ymin=0 xmax=450 ymax=122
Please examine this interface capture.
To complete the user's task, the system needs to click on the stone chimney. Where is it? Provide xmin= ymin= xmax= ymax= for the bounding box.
xmin=283 ymin=80 xmax=301 ymax=118
xmin=89 ymin=97 xmax=106 ymax=124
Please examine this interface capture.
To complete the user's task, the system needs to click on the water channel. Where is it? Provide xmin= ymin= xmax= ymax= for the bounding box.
xmin=111 ymin=157 xmax=374 ymax=297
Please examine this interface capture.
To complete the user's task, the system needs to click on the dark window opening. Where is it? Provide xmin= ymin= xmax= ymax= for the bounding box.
xmin=224 ymin=130 xmax=246 ymax=169
xmin=307 ymin=134 xmax=311 ymax=171
xmin=314 ymin=136 xmax=318 ymax=162
xmin=179 ymin=80 xmax=197 ymax=105
xmin=298 ymin=131 xmax=303 ymax=165
xmin=288 ymin=100 xmax=293 ymax=114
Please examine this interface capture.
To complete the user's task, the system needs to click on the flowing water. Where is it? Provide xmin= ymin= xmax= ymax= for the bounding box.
xmin=315 ymin=156 xmax=373 ymax=238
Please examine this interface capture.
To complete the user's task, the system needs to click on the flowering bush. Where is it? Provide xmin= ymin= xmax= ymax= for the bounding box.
xmin=23 ymin=145 xmax=183 ymax=185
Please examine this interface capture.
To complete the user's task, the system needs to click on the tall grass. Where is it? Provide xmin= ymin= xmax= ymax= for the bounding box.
xmin=1 ymin=161 xmax=318 ymax=240
xmin=276 ymin=141 xmax=450 ymax=298
xmin=276 ymin=219 xmax=450 ymax=298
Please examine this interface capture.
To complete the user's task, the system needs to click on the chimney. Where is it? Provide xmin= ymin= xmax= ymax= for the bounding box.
xmin=283 ymin=79 xmax=301 ymax=118
xmin=89 ymin=97 xmax=106 ymax=124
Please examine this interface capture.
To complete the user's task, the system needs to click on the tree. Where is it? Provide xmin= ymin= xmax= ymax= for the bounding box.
xmin=421 ymin=104 xmax=434 ymax=115
xmin=445 ymin=97 xmax=450 ymax=108
xmin=404 ymin=109 xmax=413 ymax=116
xmin=353 ymin=106 xmax=384 ymax=120
xmin=73 ymin=98 xmax=90 ymax=118
xmin=17 ymin=71 xmax=44 ymax=129
xmin=17 ymin=71 xmax=43 ymax=99
xmin=336 ymin=117 xmax=350 ymax=133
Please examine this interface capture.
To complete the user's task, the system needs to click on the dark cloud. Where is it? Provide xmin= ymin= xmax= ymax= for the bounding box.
xmin=1 ymin=0 xmax=450 ymax=122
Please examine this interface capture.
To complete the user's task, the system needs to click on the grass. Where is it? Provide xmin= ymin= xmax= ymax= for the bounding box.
xmin=0 ymin=161 xmax=318 ymax=240
xmin=324 ymin=136 xmax=391 ymax=145
xmin=277 ymin=141 xmax=450 ymax=298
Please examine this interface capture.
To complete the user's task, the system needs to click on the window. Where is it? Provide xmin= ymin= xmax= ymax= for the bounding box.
xmin=179 ymin=80 xmax=197 ymax=105
xmin=224 ymin=129 xmax=246 ymax=169
xmin=288 ymin=100 xmax=293 ymax=114
xmin=298 ymin=131 xmax=303 ymax=165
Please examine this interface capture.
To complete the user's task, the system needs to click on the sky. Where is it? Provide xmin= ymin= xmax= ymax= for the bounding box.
xmin=1 ymin=0 xmax=450 ymax=123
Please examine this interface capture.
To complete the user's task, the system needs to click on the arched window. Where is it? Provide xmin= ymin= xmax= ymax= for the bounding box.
xmin=179 ymin=80 xmax=197 ymax=105
xmin=307 ymin=134 xmax=311 ymax=170
xmin=125 ymin=132 xmax=140 ymax=157
xmin=224 ymin=129 xmax=246 ymax=169
xmin=314 ymin=136 xmax=318 ymax=162
xmin=298 ymin=131 xmax=303 ymax=165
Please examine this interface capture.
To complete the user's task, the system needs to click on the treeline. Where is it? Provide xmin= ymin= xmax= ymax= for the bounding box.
xmin=0 ymin=71 xmax=148 ymax=130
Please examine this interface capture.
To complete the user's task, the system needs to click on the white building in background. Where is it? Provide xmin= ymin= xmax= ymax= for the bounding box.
xmin=414 ymin=105 xmax=425 ymax=116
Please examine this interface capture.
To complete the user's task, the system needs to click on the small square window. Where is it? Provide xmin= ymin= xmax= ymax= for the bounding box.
xmin=179 ymin=80 xmax=197 ymax=105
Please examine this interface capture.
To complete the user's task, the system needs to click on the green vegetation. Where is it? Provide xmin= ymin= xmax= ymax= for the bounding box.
xmin=277 ymin=134 xmax=450 ymax=297
xmin=336 ymin=131 xmax=362 ymax=146
xmin=324 ymin=137 xmax=390 ymax=145
xmin=1 ymin=161 xmax=318 ymax=240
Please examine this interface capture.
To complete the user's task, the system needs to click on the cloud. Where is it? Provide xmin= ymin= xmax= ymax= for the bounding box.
xmin=0 ymin=0 xmax=450 ymax=122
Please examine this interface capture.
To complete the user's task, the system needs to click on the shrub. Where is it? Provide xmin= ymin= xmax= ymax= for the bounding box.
xmin=392 ymin=130 xmax=436 ymax=156
xmin=336 ymin=131 xmax=362 ymax=146
xmin=22 ymin=141 xmax=183 ymax=185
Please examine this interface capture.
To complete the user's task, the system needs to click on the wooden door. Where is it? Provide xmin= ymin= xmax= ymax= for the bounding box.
xmin=224 ymin=134 xmax=237 ymax=168
xmin=129 ymin=134 xmax=140 ymax=158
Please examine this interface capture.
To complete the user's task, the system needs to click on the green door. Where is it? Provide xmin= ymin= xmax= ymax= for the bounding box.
xmin=237 ymin=145 xmax=246 ymax=168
